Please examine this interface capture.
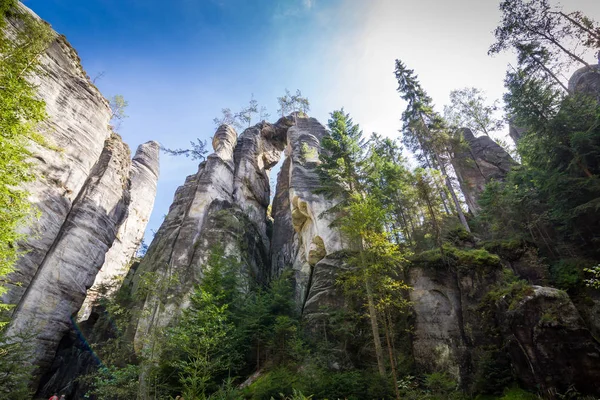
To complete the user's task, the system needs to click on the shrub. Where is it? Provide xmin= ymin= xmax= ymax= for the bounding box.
xmin=550 ymin=259 xmax=587 ymax=291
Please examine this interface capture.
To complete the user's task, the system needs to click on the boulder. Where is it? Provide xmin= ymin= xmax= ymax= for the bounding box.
xmin=498 ymin=286 xmax=600 ymax=396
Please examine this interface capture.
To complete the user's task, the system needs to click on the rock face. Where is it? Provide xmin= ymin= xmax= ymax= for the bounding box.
xmin=128 ymin=122 xmax=288 ymax=352
xmin=271 ymin=116 xmax=343 ymax=307
xmin=2 ymin=5 xmax=159 ymax=383
xmin=79 ymin=141 xmax=160 ymax=321
xmin=568 ymin=63 xmax=600 ymax=100
xmin=6 ymin=134 xmax=132 ymax=372
xmin=498 ymin=286 xmax=600 ymax=395
xmin=128 ymin=115 xmax=346 ymax=353
xmin=408 ymin=256 xmax=504 ymax=387
xmin=408 ymin=247 xmax=600 ymax=396
xmin=451 ymin=129 xmax=515 ymax=214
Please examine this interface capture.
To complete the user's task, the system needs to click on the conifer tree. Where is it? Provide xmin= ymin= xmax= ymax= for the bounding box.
xmin=317 ymin=110 xmax=411 ymax=388
xmin=394 ymin=60 xmax=471 ymax=232
xmin=316 ymin=109 xmax=365 ymax=205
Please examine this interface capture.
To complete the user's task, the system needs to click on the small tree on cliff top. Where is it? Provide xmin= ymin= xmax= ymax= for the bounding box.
xmin=277 ymin=89 xmax=310 ymax=117
xmin=443 ymin=87 xmax=504 ymax=137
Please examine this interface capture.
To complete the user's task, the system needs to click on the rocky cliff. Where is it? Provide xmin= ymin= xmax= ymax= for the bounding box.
xmin=126 ymin=115 xmax=345 ymax=353
xmin=115 ymin=112 xmax=600 ymax=398
xmin=2 ymin=4 xmax=159 ymax=383
xmin=451 ymin=128 xmax=515 ymax=214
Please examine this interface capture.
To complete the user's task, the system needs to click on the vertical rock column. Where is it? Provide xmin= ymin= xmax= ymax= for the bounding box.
xmin=2 ymin=10 xmax=113 ymax=310
xmin=7 ymin=134 xmax=132 ymax=374
xmin=270 ymin=116 xmax=343 ymax=309
xmin=130 ymin=125 xmax=238 ymax=352
xmin=79 ymin=141 xmax=160 ymax=321
xmin=450 ymin=128 xmax=514 ymax=215
xmin=232 ymin=123 xmax=287 ymax=251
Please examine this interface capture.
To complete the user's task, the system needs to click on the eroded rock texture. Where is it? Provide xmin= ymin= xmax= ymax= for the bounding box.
xmin=3 ymin=6 xmax=160 ymax=385
xmin=79 ymin=141 xmax=160 ymax=321
xmin=568 ymin=63 xmax=600 ymax=100
xmin=7 ymin=134 xmax=132 ymax=373
xmin=408 ymin=246 xmax=600 ymax=397
xmin=499 ymin=286 xmax=600 ymax=395
xmin=3 ymin=6 xmax=114 ymax=310
xmin=128 ymin=122 xmax=289 ymax=352
xmin=271 ymin=116 xmax=343 ymax=308
xmin=451 ymin=129 xmax=515 ymax=214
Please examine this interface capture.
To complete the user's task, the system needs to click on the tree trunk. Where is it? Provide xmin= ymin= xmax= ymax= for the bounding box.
xmin=529 ymin=53 xmax=569 ymax=91
xmin=433 ymin=150 xmax=471 ymax=232
xmin=418 ymin=136 xmax=452 ymax=214
xmin=365 ymin=277 xmax=386 ymax=377
xmin=383 ymin=312 xmax=401 ymax=400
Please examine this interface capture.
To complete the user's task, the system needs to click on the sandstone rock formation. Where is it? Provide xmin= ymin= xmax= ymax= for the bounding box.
xmin=127 ymin=115 xmax=345 ymax=354
xmin=451 ymin=128 xmax=515 ymax=214
xmin=499 ymin=286 xmax=600 ymax=395
xmin=2 ymin=5 xmax=160 ymax=382
xmin=568 ymin=63 xmax=600 ymax=100
xmin=6 ymin=134 xmax=132 ymax=372
xmin=79 ymin=141 xmax=160 ymax=321
xmin=128 ymin=122 xmax=288 ymax=352
xmin=408 ymin=245 xmax=600 ymax=396
xmin=271 ymin=116 xmax=343 ymax=308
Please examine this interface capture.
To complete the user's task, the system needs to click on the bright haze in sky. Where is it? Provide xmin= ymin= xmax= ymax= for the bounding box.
xmin=23 ymin=0 xmax=600 ymax=241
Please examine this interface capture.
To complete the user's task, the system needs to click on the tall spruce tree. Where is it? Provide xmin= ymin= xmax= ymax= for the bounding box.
xmin=316 ymin=109 xmax=366 ymax=205
xmin=317 ymin=110 xmax=411 ymax=390
xmin=394 ymin=59 xmax=471 ymax=232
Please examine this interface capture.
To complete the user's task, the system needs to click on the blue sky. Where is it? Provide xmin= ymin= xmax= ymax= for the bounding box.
xmin=23 ymin=0 xmax=600 ymax=241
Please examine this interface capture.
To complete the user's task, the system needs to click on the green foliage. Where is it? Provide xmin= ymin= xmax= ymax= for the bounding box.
xmin=245 ymin=367 xmax=300 ymax=400
xmin=0 ymin=0 xmax=53 ymax=320
xmin=161 ymin=137 xmax=209 ymax=161
xmin=478 ymin=89 xmax=600 ymax=262
xmin=244 ymin=367 xmax=396 ymax=400
xmin=444 ymin=87 xmax=504 ymax=136
xmin=549 ymin=259 xmax=589 ymax=291
xmin=492 ymin=386 xmax=539 ymax=400
xmin=0 ymin=329 xmax=35 ymax=400
xmin=584 ymin=264 xmax=600 ymax=290
xmin=396 ymin=373 xmax=465 ymax=400
xmin=109 ymin=94 xmax=128 ymax=130
xmin=482 ymin=240 xmax=528 ymax=262
xmin=490 ymin=0 xmax=598 ymax=90
xmin=277 ymin=89 xmax=310 ymax=117
xmin=85 ymin=364 xmax=140 ymax=400
xmin=472 ymin=348 xmax=514 ymax=396
xmin=315 ymin=109 xmax=365 ymax=203
xmin=411 ymin=245 xmax=502 ymax=272
xmin=482 ymin=271 xmax=534 ymax=311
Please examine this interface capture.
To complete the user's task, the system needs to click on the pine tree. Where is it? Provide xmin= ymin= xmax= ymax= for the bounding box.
xmin=394 ymin=59 xmax=471 ymax=232
xmin=317 ymin=110 xmax=412 ymax=389
xmin=316 ymin=109 xmax=366 ymax=204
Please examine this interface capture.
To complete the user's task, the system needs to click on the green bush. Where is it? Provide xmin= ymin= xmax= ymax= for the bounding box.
xmin=411 ymin=246 xmax=502 ymax=272
xmin=550 ymin=259 xmax=588 ymax=291
xmin=245 ymin=368 xmax=299 ymax=400
xmin=495 ymin=386 xmax=538 ymax=400
xmin=245 ymin=367 xmax=396 ymax=400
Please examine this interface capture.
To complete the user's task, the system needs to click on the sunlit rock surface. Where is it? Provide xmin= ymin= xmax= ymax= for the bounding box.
xmin=3 ymin=6 xmax=159 ymax=383
xmin=79 ymin=141 xmax=160 ymax=321
xmin=451 ymin=128 xmax=515 ymax=214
